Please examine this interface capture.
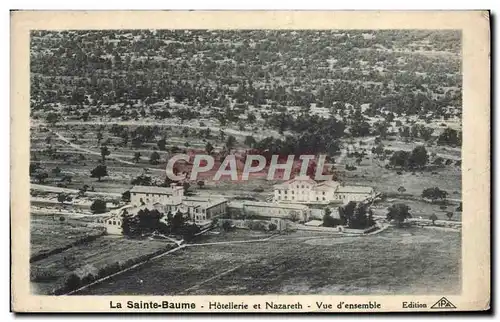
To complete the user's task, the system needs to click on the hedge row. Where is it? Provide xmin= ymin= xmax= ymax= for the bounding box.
xmin=52 ymin=244 xmax=176 ymax=295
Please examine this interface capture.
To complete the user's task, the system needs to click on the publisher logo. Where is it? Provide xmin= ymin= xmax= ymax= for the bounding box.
xmin=431 ymin=297 xmax=456 ymax=309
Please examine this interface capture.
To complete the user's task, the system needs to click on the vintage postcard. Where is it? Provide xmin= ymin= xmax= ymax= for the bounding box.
xmin=11 ymin=10 xmax=490 ymax=313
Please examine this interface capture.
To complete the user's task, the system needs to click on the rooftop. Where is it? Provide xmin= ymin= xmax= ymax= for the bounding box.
xmin=130 ymin=185 xmax=183 ymax=195
xmin=243 ymin=201 xmax=309 ymax=210
xmin=336 ymin=185 xmax=374 ymax=194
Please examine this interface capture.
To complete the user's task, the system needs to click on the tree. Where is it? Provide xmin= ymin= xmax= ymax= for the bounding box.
xmin=429 ymin=214 xmax=438 ymax=225
xmin=100 ymin=146 xmax=110 ymax=162
xmin=131 ymin=174 xmax=152 ymax=186
xmin=197 ymin=180 xmax=205 ymax=189
xmin=244 ymin=135 xmax=256 ymax=148
xmin=52 ymin=166 xmax=62 ymax=176
xmin=445 ymin=212 xmax=454 ymax=220
xmin=437 ymin=127 xmax=460 ymax=146
xmin=372 ymin=144 xmax=384 ymax=156
xmin=419 ymin=127 xmax=434 ymax=141
xmin=90 ymin=199 xmax=107 ymax=214
xmin=322 ymin=212 xmax=338 ymax=227
xmin=96 ymin=131 xmax=103 ymax=143
xmin=45 ymin=112 xmax=59 ymax=125
xmin=57 ymin=193 xmax=69 ymax=204
xmin=409 ymin=145 xmax=428 ymax=169
xmin=90 ymin=165 xmax=108 ymax=181
xmin=205 ymin=142 xmax=214 ymax=155
xmin=149 ymin=151 xmax=161 ymax=165
xmin=222 ymin=221 xmax=232 ymax=231
xmin=268 ymin=223 xmax=277 ymax=231
xmin=389 ymin=150 xmax=410 ymax=168
xmin=133 ymin=152 xmax=141 ymax=163
xmin=225 ymin=135 xmax=236 ymax=151
xmin=122 ymin=190 xmax=131 ymax=202
xmin=422 ymin=187 xmax=448 ymax=203
xmin=34 ymin=171 xmax=49 ymax=183
xmin=157 ymin=138 xmax=167 ymax=151
xmin=398 ymin=186 xmax=406 ymax=194
xmin=386 ymin=203 xmax=412 ymax=226
xmin=433 ymin=157 xmax=444 ymax=167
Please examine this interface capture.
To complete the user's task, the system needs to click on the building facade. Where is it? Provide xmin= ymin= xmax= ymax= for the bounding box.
xmin=242 ymin=201 xmax=310 ymax=222
xmin=96 ymin=187 xmax=228 ymax=234
xmin=130 ymin=184 xmax=184 ymax=205
xmin=273 ymin=176 xmax=375 ymax=204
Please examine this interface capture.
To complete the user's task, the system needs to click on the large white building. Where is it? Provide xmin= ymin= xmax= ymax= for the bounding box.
xmin=130 ymin=184 xmax=184 ymax=205
xmin=97 ymin=185 xmax=228 ymax=234
xmin=273 ymin=176 xmax=375 ymax=204
xmin=242 ymin=201 xmax=311 ymax=222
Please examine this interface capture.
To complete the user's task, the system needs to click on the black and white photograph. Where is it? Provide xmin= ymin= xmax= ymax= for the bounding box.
xmin=10 ymin=10 xmax=490 ymax=313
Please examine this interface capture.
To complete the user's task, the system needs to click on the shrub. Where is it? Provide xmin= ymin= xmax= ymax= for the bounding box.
xmin=268 ymin=223 xmax=277 ymax=231
xmin=90 ymin=199 xmax=107 ymax=214
xmin=64 ymin=273 xmax=81 ymax=292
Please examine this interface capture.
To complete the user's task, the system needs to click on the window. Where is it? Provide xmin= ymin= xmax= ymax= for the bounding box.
xmin=301 ymin=185 xmax=304 ymax=188
xmin=278 ymin=190 xmax=281 ymax=194
xmin=316 ymin=197 xmax=319 ymax=201
xmin=297 ymin=185 xmax=299 ymax=188
xmin=292 ymin=191 xmax=294 ymax=194
xmin=108 ymin=220 xmax=112 ymax=224
xmin=323 ymin=197 xmax=326 ymax=201
xmin=323 ymin=192 xmax=325 ymax=195
xmin=285 ymin=190 xmax=288 ymax=194
xmin=292 ymin=196 xmax=294 ymax=200
xmin=113 ymin=221 xmax=116 ymax=225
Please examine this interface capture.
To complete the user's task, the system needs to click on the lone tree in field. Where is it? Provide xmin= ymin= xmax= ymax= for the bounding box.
xmin=157 ymin=138 xmax=167 ymax=151
xmin=386 ymin=203 xmax=412 ymax=227
xmin=57 ymin=193 xmax=69 ymax=205
xmin=90 ymin=165 xmax=108 ymax=181
xmin=429 ymin=214 xmax=438 ymax=225
xmin=398 ymin=186 xmax=406 ymax=194
xmin=422 ymin=187 xmax=448 ymax=203
xmin=149 ymin=151 xmax=161 ymax=165
xmin=133 ymin=152 xmax=141 ymax=163
xmin=90 ymin=199 xmax=107 ymax=214
xmin=446 ymin=212 xmax=454 ymax=220
xmin=197 ymin=180 xmax=205 ymax=189
xmin=100 ymin=146 xmax=110 ymax=162
xmin=409 ymin=145 xmax=428 ymax=169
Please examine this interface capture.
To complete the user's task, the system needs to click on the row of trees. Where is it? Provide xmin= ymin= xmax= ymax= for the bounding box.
xmin=121 ymin=208 xmax=200 ymax=241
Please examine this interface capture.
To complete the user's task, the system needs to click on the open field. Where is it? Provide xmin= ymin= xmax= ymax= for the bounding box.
xmin=77 ymin=227 xmax=460 ymax=295
xmin=31 ymin=235 xmax=176 ymax=295
xmin=30 ymin=216 xmax=105 ymax=260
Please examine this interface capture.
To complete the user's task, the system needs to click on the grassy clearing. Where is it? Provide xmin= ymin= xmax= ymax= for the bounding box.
xmin=30 ymin=217 xmax=105 ymax=259
xmin=31 ymin=236 xmax=175 ymax=295
xmin=77 ymin=227 xmax=460 ymax=295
